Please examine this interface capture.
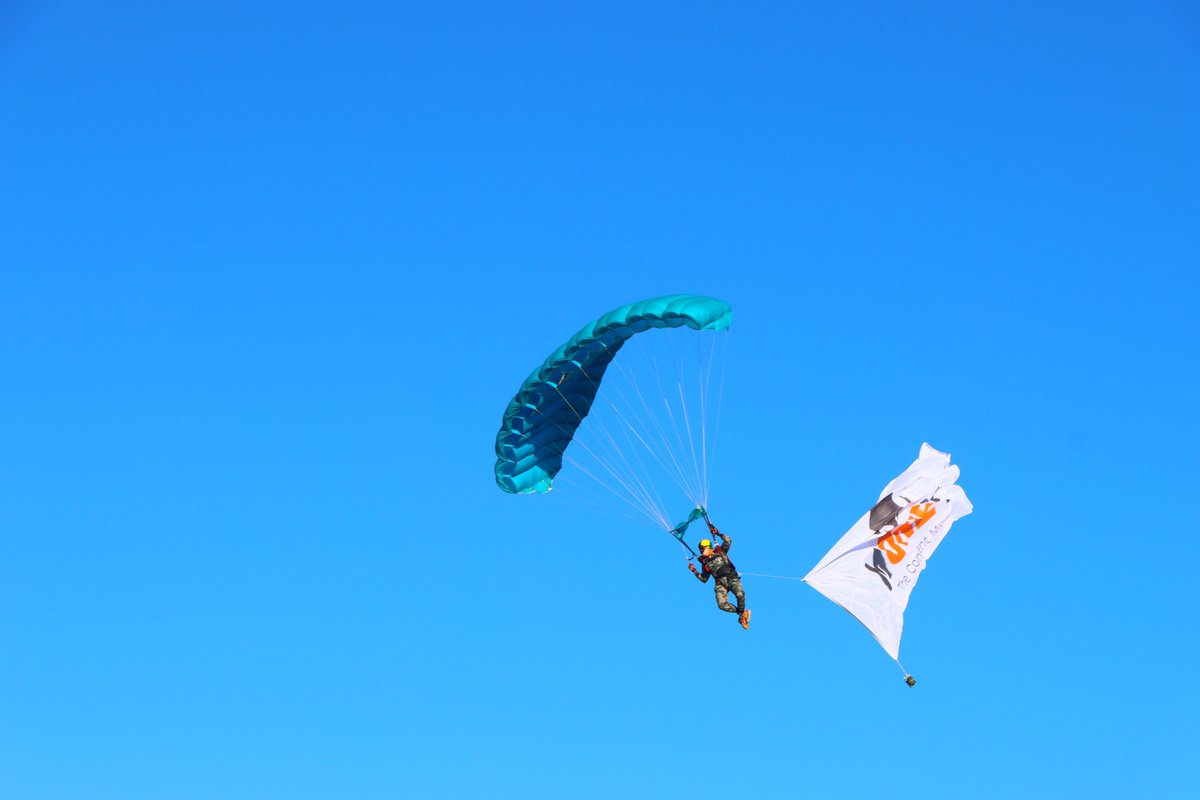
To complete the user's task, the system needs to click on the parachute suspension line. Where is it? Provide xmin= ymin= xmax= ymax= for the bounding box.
xmin=697 ymin=331 xmax=725 ymax=507
xmin=700 ymin=331 xmax=724 ymax=506
xmin=553 ymin=378 xmax=676 ymax=531
xmin=700 ymin=333 xmax=705 ymax=506
xmin=608 ymin=342 xmax=703 ymax=506
xmin=661 ymin=330 xmax=698 ymax=502
xmin=546 ymin=448 xmax=647 ymax=525
xmin=676 ymin=381 xmax=704 ymax=511
xmin=579 ymin=343 xmax=693 ymax=512
xmin=564 ymin=453 xmax=671 ymax=530
xmin=532 ymin=399 xmax=669 ymax=529
xmin=564 ymin=352 xmax=679 ymax=529
xmin=610 ymin=406 xmax=676 ymax=525
xmin=665 ymin=390 xmax=703 ymax=503
xmin=639 ymin=374 xmax=700 ymax=502
xmin=685 ymin=329 xmax=725 ymax=509
xmin=604 ymin=327 xmax=720 ymax=529
xmin=647 ymin=339 xmax=704 ymax=506
xmin=626 ymin=342 xmax=686 ymax=494
xmin=561 ymin=432 xmax=668 ymax=531
xmin=571 ymin=429 xmax=668 ymax=531
xmin=662 ymin=330 xmax=703 ymax=504
xmin=548 ymin=467 xmax=651 ymax=528
xmin=624 ymin=337 xmax=697 ymax=500
xmin=697 ymin=334 xmax=710 ymax=507
xmin=587 ymin=411 xmax=673 ymax=530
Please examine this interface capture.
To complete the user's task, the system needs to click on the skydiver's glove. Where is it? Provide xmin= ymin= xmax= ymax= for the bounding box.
xmin=708 ymin=524 xmax=719 ymax=535
xmin=688 ymin=563 xmax=700 ymax=574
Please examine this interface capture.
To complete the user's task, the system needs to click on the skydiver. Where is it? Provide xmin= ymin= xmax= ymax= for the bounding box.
xmin=688 ymin=523 xmax=751 ymax=629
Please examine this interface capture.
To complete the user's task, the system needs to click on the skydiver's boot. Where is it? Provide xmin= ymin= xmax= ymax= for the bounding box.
xmin=738 ymin=609 xmax=751 ymax=630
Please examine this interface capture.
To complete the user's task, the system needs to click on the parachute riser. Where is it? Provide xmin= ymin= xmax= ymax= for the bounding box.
xmin=671 ymin=532 xmax=698 ymax=559
xmin=669 ymin=504 xmax=709 ymax=559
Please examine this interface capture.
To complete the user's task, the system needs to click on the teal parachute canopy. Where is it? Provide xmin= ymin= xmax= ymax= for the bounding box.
xmin=494 ymin=294 xmax=732 ymax=494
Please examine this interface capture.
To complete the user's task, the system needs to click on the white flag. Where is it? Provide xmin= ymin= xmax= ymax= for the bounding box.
xmin=804 ymin=443 xmax=973 ymax=663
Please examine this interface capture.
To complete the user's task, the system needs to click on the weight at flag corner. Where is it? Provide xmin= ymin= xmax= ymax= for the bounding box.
xmin=803 ymin=443 xmax=973 ymax=662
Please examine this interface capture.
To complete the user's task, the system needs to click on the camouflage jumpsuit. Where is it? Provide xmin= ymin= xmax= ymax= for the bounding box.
xmin=692 ymin=532 xmax=745 ymax=615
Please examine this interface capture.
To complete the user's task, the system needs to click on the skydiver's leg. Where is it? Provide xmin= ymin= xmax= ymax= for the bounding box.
xmin=727 ymin=578 xmax=746 ymax=615
xmin=714 ymin=582 xmax=737 ymax=613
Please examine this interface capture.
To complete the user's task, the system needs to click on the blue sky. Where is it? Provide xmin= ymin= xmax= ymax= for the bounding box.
xmin=2 ymin=2 xmax=1198 ymax=798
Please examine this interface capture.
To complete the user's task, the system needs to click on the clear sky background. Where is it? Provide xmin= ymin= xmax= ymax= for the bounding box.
xmin=2 ymin=2 xmax=1198 ymax=798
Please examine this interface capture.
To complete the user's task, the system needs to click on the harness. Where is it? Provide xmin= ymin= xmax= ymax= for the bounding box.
xmin=701 ymin=547 xmax=738 ymax=582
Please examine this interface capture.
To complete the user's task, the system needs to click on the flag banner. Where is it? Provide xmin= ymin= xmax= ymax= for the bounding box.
xmin=804 ymin=443 xmax=973 ymax=661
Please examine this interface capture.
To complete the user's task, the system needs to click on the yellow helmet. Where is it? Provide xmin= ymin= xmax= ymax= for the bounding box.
xmin=698 ymin=539 xmax=712 ymax=550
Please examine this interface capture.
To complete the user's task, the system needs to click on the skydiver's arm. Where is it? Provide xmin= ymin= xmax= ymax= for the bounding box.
xmin=689 ymin=562 xmax=710 ymax=583
xmin=717 ymin=532 xmax=731 ymax=553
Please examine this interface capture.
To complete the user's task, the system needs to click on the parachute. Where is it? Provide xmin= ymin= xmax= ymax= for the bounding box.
xmin=494 ymin=294 xmax=731 ymax=532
